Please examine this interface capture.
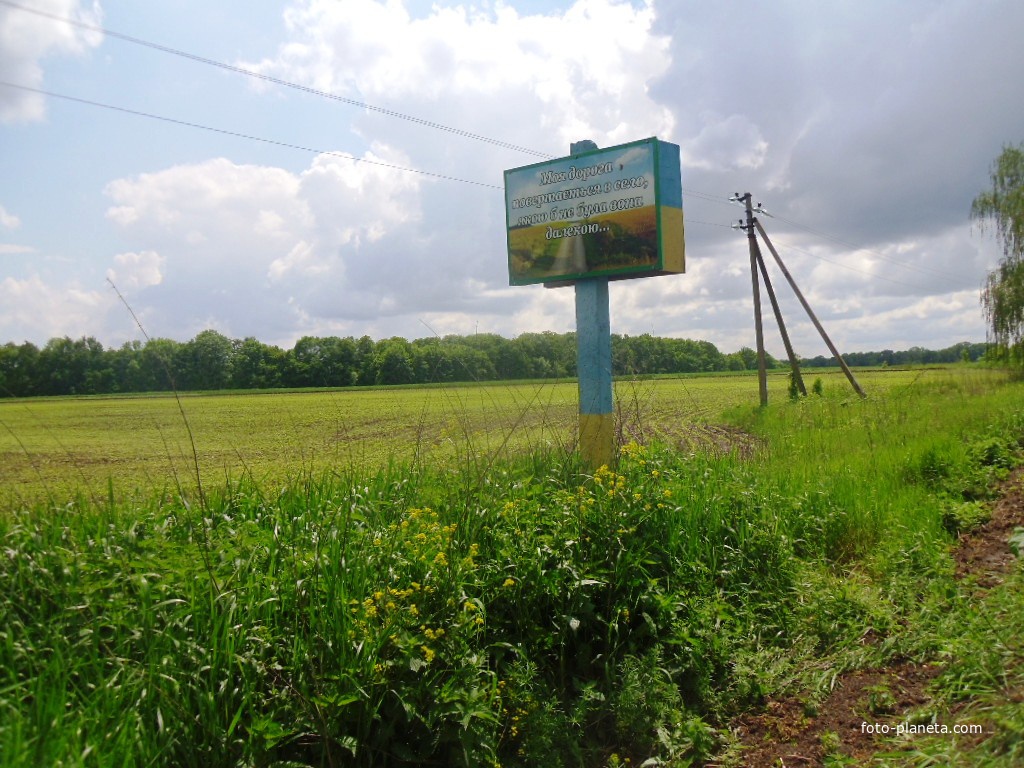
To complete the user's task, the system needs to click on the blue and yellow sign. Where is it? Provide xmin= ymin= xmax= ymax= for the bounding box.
xmin=504 ymin=137 xmax=685 ymax=286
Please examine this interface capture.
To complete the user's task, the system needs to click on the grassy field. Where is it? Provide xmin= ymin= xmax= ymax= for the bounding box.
xmin=2 ymin=367 xmax=926 ymax=504
xmin=2 ymin=365 xmax=1023 ymax=767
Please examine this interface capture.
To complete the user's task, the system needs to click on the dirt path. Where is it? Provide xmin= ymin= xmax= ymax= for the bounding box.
xmin=955 ymin=468 xmax=1024 ymax=586
xmin=551 ymin=234 xmax=587 ymax=274
xmin=726 ymin=467 xmax=1024 ymax=767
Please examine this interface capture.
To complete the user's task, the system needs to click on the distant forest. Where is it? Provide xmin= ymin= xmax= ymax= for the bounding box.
xmin=0 ymin=332 xmax=989 ymax=398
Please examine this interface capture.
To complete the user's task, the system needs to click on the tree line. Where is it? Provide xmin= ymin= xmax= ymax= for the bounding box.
xmin=802 ymin=342 xmax=988 ymax=368
xmin=0 ymin=331 xmax=986 ymax=398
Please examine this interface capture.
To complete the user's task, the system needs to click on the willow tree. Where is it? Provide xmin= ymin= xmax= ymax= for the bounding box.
xmin=973 ymin=143 xmax=1024 ymax=362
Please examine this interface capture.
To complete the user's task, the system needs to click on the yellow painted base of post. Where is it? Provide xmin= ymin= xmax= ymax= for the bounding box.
xmin=579 ymin=412 xmax=616 ymax=470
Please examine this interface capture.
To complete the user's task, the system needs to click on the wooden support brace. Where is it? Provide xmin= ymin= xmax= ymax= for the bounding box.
xmin=754 ymin=219 xmax=866 ymax=399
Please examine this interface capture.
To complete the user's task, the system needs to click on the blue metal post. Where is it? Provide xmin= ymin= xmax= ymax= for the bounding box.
xmin=575 ymin=276 xmax=614 ymax=469
xmin=569 ymin=138 xmax=614 ymax=469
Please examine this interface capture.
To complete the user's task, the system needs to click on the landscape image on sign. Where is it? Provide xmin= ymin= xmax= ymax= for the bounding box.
xmin=505 ymin=142 xmax=659 ymax=283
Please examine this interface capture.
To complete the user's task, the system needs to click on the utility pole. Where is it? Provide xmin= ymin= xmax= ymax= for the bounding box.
xmin=735 ymin=193 xmax=864 ymax=403
xmin=741 ymin=193 xmax=769 ymax=407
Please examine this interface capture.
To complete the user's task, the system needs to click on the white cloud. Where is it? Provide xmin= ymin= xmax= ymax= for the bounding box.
xmin=1 ymin=0 xmax=1014 ymax=354
xmin=0 ymin=0 xmax=104 ymax=122
xmin=682 ymin=113 xmax=768 ymax=172
xmin=0 ymin=273 xmax=110 ymax=341
xmin=243 ymin=0 xmax=674 ymax=150
xmin=0 ymin=204 xmax=20 ymax=229
xmin=104 ymin=157 xmax=308 ymax=239
xmin=100 ymin=146 xmax=436 ymax=339
xmin=106 ymin=250 xmax=164 ymax=291
xmin=0 ymin=244 xmax=33 ymax=254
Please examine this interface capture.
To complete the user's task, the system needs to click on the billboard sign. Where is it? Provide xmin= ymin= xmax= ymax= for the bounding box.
xmin=504 ymin=137 xmax=685 ymax=286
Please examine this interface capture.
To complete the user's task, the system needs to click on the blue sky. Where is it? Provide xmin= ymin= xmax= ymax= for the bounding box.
xmin=1 ymin=0 xmax=1022 ymax=356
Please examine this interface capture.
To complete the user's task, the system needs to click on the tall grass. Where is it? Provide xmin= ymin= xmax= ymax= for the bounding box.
xmin=1 ymin=368 xmax=1022 ymax=766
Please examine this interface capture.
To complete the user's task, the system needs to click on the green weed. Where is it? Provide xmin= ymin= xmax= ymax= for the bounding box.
xmin=1 ymin=367 xmax=1022 ymax=765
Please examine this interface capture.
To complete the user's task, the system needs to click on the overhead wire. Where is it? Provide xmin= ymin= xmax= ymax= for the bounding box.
xmin=0 ymin=78 xmax=738 ymax=213
xmin=685 ymin=218 xmax=734 ymax=229
xmin=0 ymin=81 xmax=502 ymax=189
xmin=0 ymin=0 xmax=550 ymax=158
xmin=723 ymin=198 xmax=977 ymax=288
xmin=751 ymin=229 xmax=967 ymax=292
xmin=0 ymin=0 xmax=747 ymax=209
xmin=682 ymin=188 xmax=736 ymax=206
xmin=3 ymin=63 xmax=973 ymax=280
xmin=0 ymin=82 xmax=973 ymax=292
xmin=3 ymin=0 xmax=988 ymax=380
xmin=769 ymin=211 xmax=970 ymax=283
xmin=3 ymin=0 xmax=979 ymax=283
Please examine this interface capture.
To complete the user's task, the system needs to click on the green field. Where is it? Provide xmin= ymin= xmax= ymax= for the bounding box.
xmin=2 ymin=365 xmax=1023 ymax=767
xmin=0 ymin=380 xmax=575 ymax=504
xmin=2 ymin=368 xmax=924 ymax=504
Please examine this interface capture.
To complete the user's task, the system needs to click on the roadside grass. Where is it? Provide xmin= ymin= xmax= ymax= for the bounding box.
xmin=875 ymin=566 xmax=1024 ymax=768
xmin=0 ymin=366 xmax=1021 ymax=766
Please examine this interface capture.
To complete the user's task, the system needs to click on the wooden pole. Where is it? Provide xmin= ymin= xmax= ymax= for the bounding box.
xmin=754 ymin=219 xmax=866 ymax=398
xmin=743 ymin=194 xmax=769 ymax=406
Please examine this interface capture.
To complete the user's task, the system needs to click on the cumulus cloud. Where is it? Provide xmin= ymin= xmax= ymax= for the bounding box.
xmin=1 ymin=0 xmax=1016 ymax=353
xmin=101 ymin=146 xmax=444 ymax=338
xmin=241 ymin=0 xmax=674 ymax=151
xmin=0 ymin=273 xmax=110 ymax=341
xmin=0 ymin=245 xmax=33 ymax=255
xmin=0 ymin=0 xmax=103 ymax=122
xmin=106 ymin=250 xmax=164 ymax=291
xmin=682 ymin=113 xmax=768 ymax=172
xmin=0 ymin=204 xmax=20 ymax=229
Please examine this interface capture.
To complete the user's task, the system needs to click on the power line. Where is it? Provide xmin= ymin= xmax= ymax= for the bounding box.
xmin=749 ymin=230 xmax=965 ymax=291
xmin=719 ymin=192 xmax=977 ymax=287
xmin=10 ymin=0 xmax=957 ymax=270
xmin=769 ymin=211 xmax=970 ymax=284
xmin=3 ymin=72 xmax=967 ymax=304
xmin=0 ymin=80 xmax=502 ymax=189
xmin=682 ymin=188 xmax=735 ymax=206
xmin=1 ymin=1 xmax=752 ymax=208
xmin=0 ymin=0 xmax=550 ymax=158
xmin=686 ymin=218 xmax=734 ymax=229
xmin=0 ymin=79 xmax=764 ymax=210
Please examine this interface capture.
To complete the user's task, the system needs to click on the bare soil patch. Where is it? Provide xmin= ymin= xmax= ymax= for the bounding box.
xmin=954 ymin=468 xmax=1024 ymax=586
xmin=725 ymin=467 xmax=1024 ymax=767
xmin=728 ymin=662 xmax=940 ymax=766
